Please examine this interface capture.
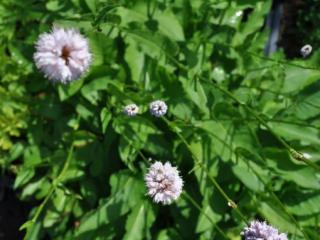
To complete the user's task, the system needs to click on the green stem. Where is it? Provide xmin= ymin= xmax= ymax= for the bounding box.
xmin=244 ymin=158 xmax=310 ymax=240
xmin=163 ymin=117 xmax=248 ymax=225
xmin=182 ymin=191 xmax=230 ymax=239
xmin=23 ymin=144 xmax=75 ymax=240
xmin=243 ymin=50 xmax=319 ymax=71
xmin=199 ymin=78 xmax=320 ymax=171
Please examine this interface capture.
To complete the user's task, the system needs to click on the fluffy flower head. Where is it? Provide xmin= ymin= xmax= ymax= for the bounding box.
xmin=300 ymin=44 xmax=312 ymax=58
xmin=241 ymin=220 xmax=287 ymax=240
xmin=123 ymin=103 xmax=139 ymax=116
xmin=149 ymin=100 xmax=167 ymax=117
xmin=34 ymin=26 xmax=92 ymax=83
xmin=145 ymin=161 xmax=183 ymax=205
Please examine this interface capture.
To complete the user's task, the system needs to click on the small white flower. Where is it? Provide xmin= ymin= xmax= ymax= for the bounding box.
xmin=149 ymin=100 xmax=167 ymax=117
xmin=241 ymin=220 xmax=287 ymax=240
xmin=300 ymin=44 xmax=312 ymax=58
xmin=33 ymin=26 xmax=92 ymax=83
xmin=123 ymin=104 xmax=139 ymax=116
xmin=145 ymin=161 xmax=183 ymax=205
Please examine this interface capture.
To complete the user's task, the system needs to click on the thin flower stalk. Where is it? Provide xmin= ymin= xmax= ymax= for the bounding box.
xmin=198 ymin=77 xmax=320 ymax=172
xmin=22 ymin=144 xmax=75 ymax=240
xmin=182 ymin=191 xmax=230 ymax=240
xmin=162 ymin=117 xmax=249 ymax=225
xmin=243 ymin=157 xmax=310 ymax=240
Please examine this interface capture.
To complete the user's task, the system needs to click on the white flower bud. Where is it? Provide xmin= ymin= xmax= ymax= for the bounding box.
xmin=300 ymin=44 xmax=312 ymax=58
xmin=149 ymin=100 xmax=167 ymax=117
xmin=123 ymin=104 xmax=139 ymax=116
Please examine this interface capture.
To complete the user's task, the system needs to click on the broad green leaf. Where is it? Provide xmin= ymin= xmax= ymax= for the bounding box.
xmin=76 ymin=171 xmax=144 ymax=235
xmin=100 ymin=108 xmax=112 ymax=134
xmin=294 ymin=92 xmax=320 ymax=120
xmin=117 ymin=6 xmax=185 ymax=41
xmin=269 ymin=122 xmax=320 ymax=145
xmin=181 ymin=77 xmax=209 ymax=116
xmin=284 ymin=191 xmax=320 ymax=216
xmin=81 ymin=77 xmax=111 ymax=105
xmin=259 ymin=202 xmax=298 ymax=234
xmin=125 ymin=41 xmax=145 ymax=83
xmin=58 ymin=79 xmax=84 ymax=101
xmin=14 ymin=168 xmax=35 ymax=189
xmin=85 ymin=0 xmax=97 ymax=13
xmin=123 ymin=201 xmax=156 ymax=240
xmin=281 ymin=66 xmax=320 ymax=93
xmin=232 ymin=159 xmax=265 ymax=192
xmin=195 ymin=205 xmax=221 ymax=233
xmin=265 ymin=149 xmax=320 ymax=189
xmin=124 ymin=29 xmax=179 ymax=61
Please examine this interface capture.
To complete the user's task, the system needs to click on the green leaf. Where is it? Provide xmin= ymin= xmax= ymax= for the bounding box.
xmin=195 ymin=204 xmax=221 ymax=233
xmin=281 ymin=66 xmax=320 ymax=93
xmin=154 ymin=9 xmax=185 ymax=41
xmin=19 ymin=220 xmax=34 ymax=231
xmin=85 ymin=0 xmax=97 ymax=13
xmin=269 ymin=122 xmax=320 ymax=145
xmin=88 ymin=32 xmax=116 ymax=66
xmin=63 ymin=130 xmax=96 ymax=147
xmin=81 ymin=77 xmax=111 ymax=105
xmin=284 ymin=191 xmax=320 ymax=216
xmin=232 ymin=159 xmax=265 ymax=192
xmin=58 ymin=79 xmax=84 ymax=101
xmin=259 ymin=202 xmax=298 ymax=234
xmin=195 ymin=120 xmax=234 ymax=162
xmin=124 ymin=42 xmax=145 ymax=83
xmin=117 ymin=6 xmax=185 ymax=41
xmin=113 ymin=116 xmax=159 ymax=148
xmin=181 ymin=78 xmax=209 ymax=116
xmin=100 ymin=108 xmax=112 ymax=134
xmin=123 ymin=201 xmax=156 ymax=240
xmin=14 ymin=168 xmax=35 ymax=189
xmin=265 ymin=149 xmax=320 ymax=189
xmin=76 ymin=171 xmax=144 ymax=235
xmin=119 ymin=137 xmax=138 ymax=171
xmin=294 ymin=92 xmax=320 ymax=120
xmin=124 ymin=29 xmax=179 ymax=61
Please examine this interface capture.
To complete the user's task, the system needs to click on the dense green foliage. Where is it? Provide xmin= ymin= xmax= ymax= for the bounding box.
xmin=1 ymin=0 xmax=320 ymax=239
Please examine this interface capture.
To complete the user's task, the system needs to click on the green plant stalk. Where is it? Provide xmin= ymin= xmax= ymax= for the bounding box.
xmin=202 ymin=123 xmax=309 ymax=239
xmin=203 ymin=123 xmax=309 ymax=239
xmin=244 ymin=158 xmax=310 ymax=240
xmin=23 ymin=144 xmax=75 ymax=240
xmin=182 ymin=191 xmax=230 ymax=239
xmin=243 ymin=50 xmax=319 ymax=71
xmin=240 ymin=123 xmax=309 ymax=238
xmin=163 ymin=117 xmax=249 ymax=225
xmin=200 ymin=78 xmax=320 ymax=172
xmin=196 ymin=121 xmax=309 ymax=238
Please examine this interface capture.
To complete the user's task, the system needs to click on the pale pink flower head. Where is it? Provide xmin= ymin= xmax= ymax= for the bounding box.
xmin=241 ymin=220 xmax=288 ymax=240
xmin=123 ymin=103 xmax=139 ymax=116
xmin=145 ymin=161 xmax=183 ymax=205
xmin=149 ymin=100 xmax=167 ymax=117
xmin=33 ymin=26 xmax=92 ymax=83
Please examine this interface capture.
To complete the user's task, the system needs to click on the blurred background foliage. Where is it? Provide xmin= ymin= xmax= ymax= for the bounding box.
xmin=1 ymin=0 xmax=320 ymax=239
